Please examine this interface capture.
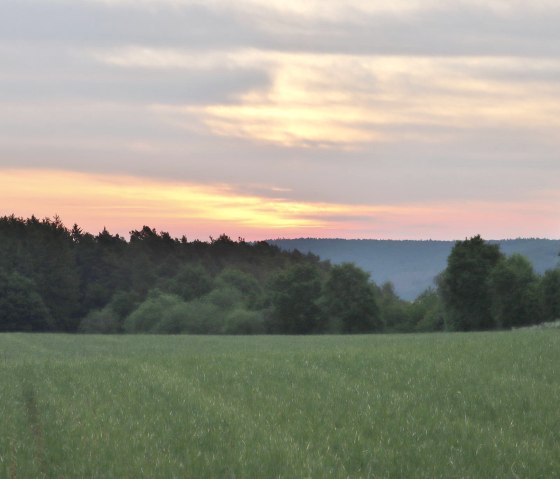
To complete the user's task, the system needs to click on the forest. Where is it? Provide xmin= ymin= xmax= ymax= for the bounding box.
xmin=0 ymin=215 xmax=559 ymax=334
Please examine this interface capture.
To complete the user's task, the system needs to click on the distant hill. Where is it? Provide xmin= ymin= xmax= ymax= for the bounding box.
xmin=268 ymin=239 xmax=560 ymax=301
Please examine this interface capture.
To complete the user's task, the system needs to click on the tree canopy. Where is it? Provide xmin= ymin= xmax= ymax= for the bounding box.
xmin=323 ymin=263 xmax=382 ymax=333
xmin=439 ymin=235 xmax=503 ymax=331
xmin=0 ymin=216 xmax=557 ymax=334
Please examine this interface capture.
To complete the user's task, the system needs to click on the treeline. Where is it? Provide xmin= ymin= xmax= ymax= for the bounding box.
xmin=437 ymin=235 xmax=560 ymax=331
xmin=0 ymin=216 xmax=558 ymax=334
xmin=269 ymin=237 xmax=560 ymax=301
xmin=378 ymin=235 xmax=560 ymax=332
xmin=0 ymin=215 xmax=384 ymax=334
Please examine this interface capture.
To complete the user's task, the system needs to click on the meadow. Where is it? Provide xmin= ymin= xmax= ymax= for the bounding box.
xmin=0 ymin=332 xmax=559 ymax=478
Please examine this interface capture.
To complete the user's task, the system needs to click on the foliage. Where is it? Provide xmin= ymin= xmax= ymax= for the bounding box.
xmin=270 ymin=238 xmax=560 ymax=301
xmin=203 ymin=285 xmax=243 ymax=311
xmin=269 ymin=263 xmax=323 ymax=334
xmin=161 ymin=263 xmax=213 ymax=302
xmin=436 ymin=238 xmax=559 ymax=331
xmin=376 ymin=282 xmax=411 ymax=332
xmin=222 ymin=308 xmax=266 ymax=334
xmin=410 ymin=288 xmax=445 ymax=332
xmin=214 ymin=267 xmax=263 ymax=308
xmin=79 ymin=306 xmax=122 ymax=334
xmin=1 ymin=215 xmax=557 ymax=334
xmin=152 ymin=300 xmax=223 ymax=334
xmin=323 ymin=263 xmax=382 ymax=333
xmin=123 ymin=290 xmax=185 ymax=333
xmin=439 ymin=235 xmax=503 ymax=331
xmin=109 ymin=290 xmax=141 ymax=320
xmin=0 ymin=271 xmax=51 ymax=331
xmin=539 ymin=268 xmax=560 ymax=322
xmin=0 ymin=216 xmax=337 ymax=334
xmin=489 ymin=254 xmax=541 ymax=328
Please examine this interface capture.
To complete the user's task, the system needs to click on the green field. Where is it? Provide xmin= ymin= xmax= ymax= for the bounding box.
xmin=1 ymin=332 xmax=559 ymax=478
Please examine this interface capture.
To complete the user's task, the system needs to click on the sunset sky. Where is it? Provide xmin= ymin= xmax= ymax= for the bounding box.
xmin=1 ymin=0 xmax=559 ymax=240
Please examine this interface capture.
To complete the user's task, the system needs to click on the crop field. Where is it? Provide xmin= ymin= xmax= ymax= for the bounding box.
xmin=0 ymin=332 xmax=559 ymax=478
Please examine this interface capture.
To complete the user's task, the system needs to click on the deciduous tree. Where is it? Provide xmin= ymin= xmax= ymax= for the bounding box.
xmin=439 ymin=235 xmax=503 ymax=331
xmin=490 ymin=254 xmax=541 ymax=328
xmin=269 ymin=264 xmax=323 ymax=334
xmin=323 ymin=263 xmax=382 ymax=333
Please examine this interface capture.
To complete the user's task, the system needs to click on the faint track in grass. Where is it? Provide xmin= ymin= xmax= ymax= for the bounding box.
xmin=22 ymin=381 xmax=48 ymax=477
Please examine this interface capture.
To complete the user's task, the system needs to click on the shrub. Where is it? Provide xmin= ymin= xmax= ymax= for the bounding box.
xmin=215 ymin=267 xmax=263 ymax=307
xmin=222 ymin=308 xmax=266 ymax=335
xmin=123 ymin=290 xmax=184 ymax=333
xmin=79 ymin=308 xmax=122 ymax=334
xmin=0 ymin=271 xmax=51 ymax=332
xmin=110 ymin=290 xmax=141 ymax=320
xmin=203 ymin=286 xmax=243 ymax=310
xmin=165 ymin=264 xmax=213 ymax=301
xmin=411 ymin=288 xmax=445 ymax=332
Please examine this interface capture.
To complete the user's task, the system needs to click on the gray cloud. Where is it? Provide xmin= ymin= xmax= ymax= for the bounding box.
xmin=0 ymin=64 xmax=269 ymax=105
xmin=0 ymin=1 xmax=258 ymax=49
xmin=3 ymin=116 xmax=557 ymax=206
xmin=1 ymin=0 xmax=560 ymax=239
xmin=2 ymin=1 xmax=560 ymax=56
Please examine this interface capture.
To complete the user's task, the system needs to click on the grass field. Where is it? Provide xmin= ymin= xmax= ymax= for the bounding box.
xmin=0 ymin=332 xmax=559 ymax=478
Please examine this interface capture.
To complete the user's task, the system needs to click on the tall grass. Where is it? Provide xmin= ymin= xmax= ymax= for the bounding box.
xmin=0 ymin=332 xmax=559 ymax=478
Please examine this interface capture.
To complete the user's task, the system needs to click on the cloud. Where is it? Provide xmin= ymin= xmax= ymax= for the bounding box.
xmin=1 ymin=0 xmax=560 ymax=238
xmin=0 ymin=168 xmax=395 ymax=237
xmin=0 ymin=1 xmax=258 ymax=49
xmin=179 ymin=53 xmax=560 ymax=147
xmin=0 ymin=44 xmax=270 ymax=105
xmin=2 ymin=169 xmax=558 ymax=240
xmin=2 ymin=0 xmax=560 ymax=56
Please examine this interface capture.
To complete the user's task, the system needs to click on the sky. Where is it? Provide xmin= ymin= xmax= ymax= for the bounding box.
xmin=1 ymin=0 xmax=559 ymax=240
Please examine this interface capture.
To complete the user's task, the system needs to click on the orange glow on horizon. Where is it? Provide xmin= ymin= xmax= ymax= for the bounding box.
xmin=1 ymin=169 xmax=558 ymax=240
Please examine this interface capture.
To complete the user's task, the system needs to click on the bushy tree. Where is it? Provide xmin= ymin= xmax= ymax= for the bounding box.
xmin=410 ymin=288 xmax=444 ymax=332
xmin=490 ymin=254 xmax=541 ymax=328
xmin=203 ymin=285 xmax=243 ymax=310
xmin=214 ymin=267 xmax=263 ymax=308
xmin=109 ymin=290 xmax=141 ymax=320
xmin=222 ymin=308 xmax=266 ymax=334
xmin=439 ymin=235 xmax=503 ymax=331
xmin=269 ymin=263 xmax=323 ymax=334
xmin=156 ymin=300 xmax=223 ymax=334
xmin=4 ymin=214 xmax=475 ymax=335
xmin=0 ymin=271 xmax=51 ymax=331
xmin=539 ymin=268 xmax=560 ymax=322
xmin=163 ymin=264 xmax=213 ymax=302
xmin=377 ymin=282 xmax=411 ymax=332
xmin=79 ymin=307 xmax=122 ymax=334
xmin=323 ymin=263 xmax=382 ymax=333
xmin=78 ymin=290 xmax=140 ymax=333
xmin=123 ymin=290 xmax=185 ymax=333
